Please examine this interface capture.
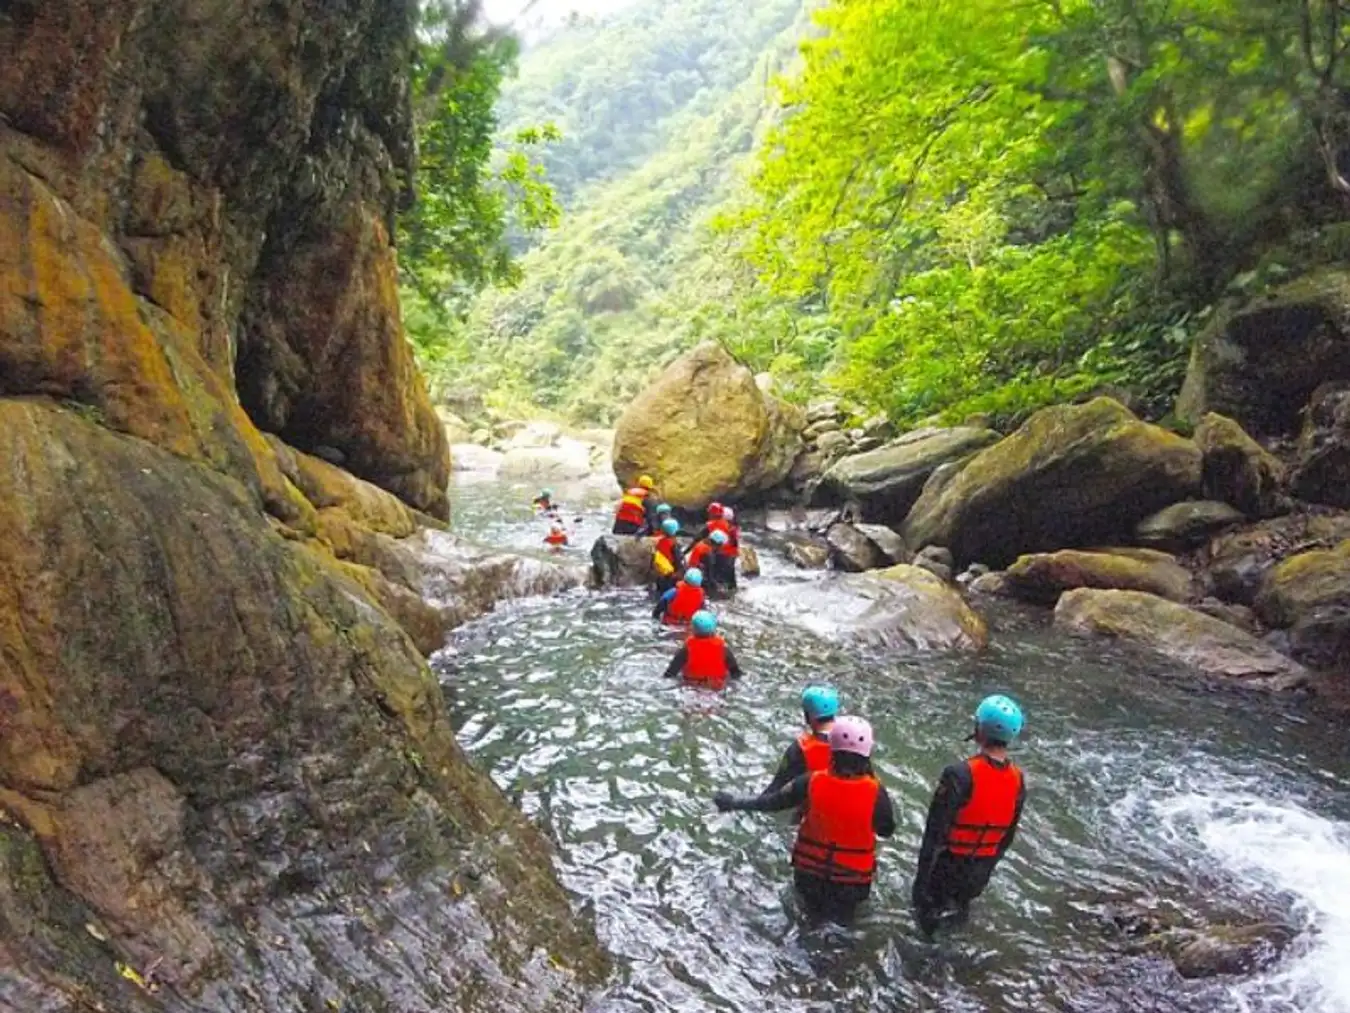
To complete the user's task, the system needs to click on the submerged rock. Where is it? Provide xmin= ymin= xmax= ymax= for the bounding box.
xmin=742 ymin=566 xmax=987 ymax=651
xmin=1134 ymin=501 xmax=1245 ymax=552
xmin=1176 ymin=269 xmax=1350 ymax=437
xmin=611 ymin=343 xmax=804 ymax=509
xmin=1194 ymin=413 xmax=1287 ymax=518
xmin=1005 ymin=549 xmax=1194 ymax=605
xmin=816 ymin=427 xmax=1000 ymax=525
xmin=903 ymin=399 xmax=1201 ymax=567
xmin=1054 ymin=589 xmax=1308 ymax=690
xmin=1255 ymin=540 xmax=1350 ymax=667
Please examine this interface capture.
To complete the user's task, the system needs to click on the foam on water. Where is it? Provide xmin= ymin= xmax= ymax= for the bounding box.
xmin=1150 ymin=790 xmax=1350 ymax=1013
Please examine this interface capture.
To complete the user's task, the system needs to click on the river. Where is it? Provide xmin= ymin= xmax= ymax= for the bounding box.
xmin=440 ymin=474 xmax=1350 ymax=1013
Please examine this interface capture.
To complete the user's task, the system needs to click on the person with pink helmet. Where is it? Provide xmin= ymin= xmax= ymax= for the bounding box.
xmin=713 ymin=715 xmax=896 ymax=921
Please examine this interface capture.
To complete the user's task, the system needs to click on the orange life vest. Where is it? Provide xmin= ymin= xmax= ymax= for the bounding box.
xmin=615 ymin=487 xmax=648 ymax=527
xmin=945 ymin=755 xmax=1023 ymax=859
xmin=707 ymin=518 xmax=738 ymax=557
xmin=663 ymin=581 xmax=705 ymax=625
xmin=683 ymin=635 xmax=729 ymax=687
xmin=544 ymin=530 xmax=568 ymax=546
xmin=687 ymin=540 xmax=715 ymax=572
xmin=797 ymin=731 xmax=832 ymax=773
xmin=791 ymin=772 xmax=880 ymax=886
xmin=654 ymin=535 xmax=679 ymax=568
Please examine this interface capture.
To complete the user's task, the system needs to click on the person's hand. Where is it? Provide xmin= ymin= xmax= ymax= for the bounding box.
xmin=713 ymin=791 xmax=736 ymax=812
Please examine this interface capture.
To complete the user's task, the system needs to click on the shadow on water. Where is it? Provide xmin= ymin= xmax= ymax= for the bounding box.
xmin=440 ymin=477 xmax=1350 ymax=1013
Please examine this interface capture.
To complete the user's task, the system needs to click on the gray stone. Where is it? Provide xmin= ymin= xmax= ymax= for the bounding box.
xmin=816 ymin=430 xmax=852 ymax=458
xmin=1291 ymin=385 xmax=1350 ymax=507
xmin=854 ymin=524 xmax=911 ymax=564
xmin=826 ymin=523 xmax=888 ymax=572
xmin=1135 ymin=501 xmax=1246 ymax=552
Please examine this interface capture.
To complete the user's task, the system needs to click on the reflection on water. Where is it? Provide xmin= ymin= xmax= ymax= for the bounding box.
xmin=442 ymin=478 xmax=1350 ymax=1013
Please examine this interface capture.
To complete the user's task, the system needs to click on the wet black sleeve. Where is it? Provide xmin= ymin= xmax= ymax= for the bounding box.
xmin=873 ymin=783 xmax=897 ymax=838
xmin=758 ymin=742 xmax=806 ymax=798
xmin=912 ymin=764 xmax=972 ymax=898
xmin=994 ymin=773 xmax=1027 ymax=859
xmin=728 ymin=774 xmax=810 ymax=813
xmin=725 ymin=646 xmax=742 ymax=678
xmin=662 ymin=646 xmax=688 ymax=680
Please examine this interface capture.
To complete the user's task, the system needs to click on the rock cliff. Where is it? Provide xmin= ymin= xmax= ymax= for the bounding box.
xmin=0 ymin=3 xmax=603 ymax=1009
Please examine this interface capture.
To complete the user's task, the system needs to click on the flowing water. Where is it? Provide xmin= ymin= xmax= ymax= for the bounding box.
xmin=442 ymin=475 xmax=1350 ymax=1013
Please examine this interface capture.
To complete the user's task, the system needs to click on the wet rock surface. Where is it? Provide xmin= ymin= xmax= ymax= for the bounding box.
xmin=1134 ymin=501 xmax=1246 ymax=552
xmin=1255 ymin=540 xmax=1350 ymax=667
xmin=1055 ymin=589 xmax=1309 ymax=690
xmin=1194 ymin=413 xmax=1287 ymax=518
xmin=903 ymin=399 xmax=1202 ymax=567
xmin=1005 ymin=549 xmax=1194 ymax=605
xmin=1291 ymin=385 xmax=1350 ymax=508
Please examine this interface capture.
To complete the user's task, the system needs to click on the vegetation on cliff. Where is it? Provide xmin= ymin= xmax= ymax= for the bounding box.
xmin=410 ymin=0 xmax=1350 ymax=429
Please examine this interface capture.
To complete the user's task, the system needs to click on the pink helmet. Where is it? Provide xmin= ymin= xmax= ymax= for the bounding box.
xmin=829 ymin=716 xmax=874 ymax=757
xmin=723 ymin=507 xmax=736 ymax=522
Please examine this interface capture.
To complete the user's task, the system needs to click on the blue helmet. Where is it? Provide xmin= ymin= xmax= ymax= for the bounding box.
xmin=656 ymin=503 xmax=673 ymax=516
xmin=710 ymin=529 xmax=729 ymax=546
xmin=540 ymin=488 xmax=553 ymax=498
xmin=691 ymin=610 xmax=717 ymax=636
xmin=684 ymin=567 xmax=704 ymax=587
xmin=661 ymin=518 xmax=679 ymax=536
xmin=801 ymin=686 xmax=840 ymax=723
xmin=974 ymin=695 xmax=1024 ymax=744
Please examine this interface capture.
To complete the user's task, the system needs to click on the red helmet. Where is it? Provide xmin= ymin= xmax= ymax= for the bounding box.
xmin=707 ymin=502 xmax=725 ymax=519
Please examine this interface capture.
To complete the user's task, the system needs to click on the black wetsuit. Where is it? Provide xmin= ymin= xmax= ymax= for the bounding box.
xmin=911 ymin=756 xmax=1025 ymax=935
xmin=717 ymin=758 xmax=897 ymax=920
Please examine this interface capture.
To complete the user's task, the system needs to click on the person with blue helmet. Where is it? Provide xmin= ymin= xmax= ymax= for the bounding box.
xmin=912 ymin=694 xmax=1026 ymax=937
xmin=757 ymin=686 xmax=841 ymax=797
xmin=661 ymin=610 xmax=742 ymax=687
xmin=651 ymin=516 xmax=685 ymax=596
xmin=653 ymin=566 xmax=706 ymax=624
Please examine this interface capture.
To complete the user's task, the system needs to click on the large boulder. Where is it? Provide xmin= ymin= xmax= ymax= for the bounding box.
xmin=1255 ymin=540 xmax=1350 ymax=667
xmin=826 ymin=523 xmax=888 ymax=572
xmin=1176 ymin=269 xmax=1350 ymax=436
xmin=1290 ymin=385 xmax=1350 ymax=507
xmin=903 ymin=399 xmax=1202 ymax=567
xmin=816 ymin=427 xmax=1000 ymax=524
xmin=1194 ymin=413 xmax=1287 ymax=518
xmin=1134 ymin=501 xmax=1245 ymax=552
xmin=1054 ymin=589 xmax=1309 ymax=690
xmin=1005 ymin=549 xmax=1194 ymax=605
xmin=611 ymin=343 xmax=804 ymax=509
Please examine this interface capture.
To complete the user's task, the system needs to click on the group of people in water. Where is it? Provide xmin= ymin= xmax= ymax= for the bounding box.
xmin=599 ymin=476 xmax=1028 ymax=934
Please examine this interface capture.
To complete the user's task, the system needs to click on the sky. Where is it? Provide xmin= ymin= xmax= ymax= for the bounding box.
xmin=481 ymin=0 xmax=636 ymax=28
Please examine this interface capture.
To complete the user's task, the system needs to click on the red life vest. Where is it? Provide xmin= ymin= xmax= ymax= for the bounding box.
xmin=791 ymin=772 xmax=880 ymax=886
xmin=615 ymin=487 xmax=648 ymax=527
xmin=707 ymin=518 xmax=738 ymax=557
xmin=544 ymin=530 xmax=568 ymax=546
xmin=797 ymin=731 xmax=832 ymax=773
xmin=654 ymin=535 xmax=679 ymax=567
xmin=683 ymin=635 xmax=729 ymax=687
xmin=945 ymin=755 xmax=1023 ymax=859
xmin=663 ymin=581 xmax=705 ymax=625
xmin=687 ymin=540 xmax=715 ymax=572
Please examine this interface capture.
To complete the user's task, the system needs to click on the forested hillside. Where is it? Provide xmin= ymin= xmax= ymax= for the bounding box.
xmin=403 ymin=0 xmax=809 ymax=420
xmin=407 ymin=0 xmax=1350 ymax=429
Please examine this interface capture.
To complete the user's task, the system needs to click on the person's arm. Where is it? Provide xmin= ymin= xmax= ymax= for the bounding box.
xmin=715 ymin=774 xmax=809 ymax=814
xmin=994 ymin=775 xmax=1026 ymax=859
xmin=911 ymin=764 xmax=970 ymax=902
xmin=724 ymin=645 xmax=742 ymax=679
xmin=662 ymin=646 xmax=688 ymax=680
xmin=652 ymin=588 xmax=675 ymax=620
xmin=758 ymin=742 xmax=805 ymax=798
xmin=873 ymin=783 xmax=897 ymax=838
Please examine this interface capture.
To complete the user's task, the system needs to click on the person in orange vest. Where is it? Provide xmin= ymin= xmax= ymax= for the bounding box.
xmin=651 ymin=517 xmax=685 ymax=597
xmin=652 ymin=567 xmax=706 ymax=624
xmin=911 ymin=694 xmax=1026 ymax=937
xmin=543 ymin=522 xmax=569 ymax=549
xmin=685 ymin=529 xmax=727 ymax=589
xmin=661 ymin=610 xmax=741 ymax=688
xmin=613 ymin=475 xmax=657 ymax=535
xmin=757 ymin=686 xmax=839 ymax=797
xmin=713 ymin=716 xmax=896 ymax=921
